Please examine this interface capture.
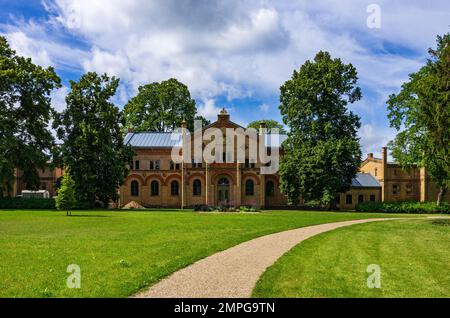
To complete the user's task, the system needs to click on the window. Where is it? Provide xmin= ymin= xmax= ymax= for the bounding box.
xmin=336 ymin=195 xmax=341 ymax=204
xmin=370 ymin=194 xmax=376 ymax=202
xmin=393 ymin=184 xmax=399 ymax=195
xmin=40 ymin=182 xmax=47 ymax=190
xmin=406 ymin=184 xmax=413 ymax=194
xmin=394 ymin=169 xmax=397 ymax=176
xmin=171 ymin=180 xmax=179 ymax=196
xmin=170 ymin=161 xmax=174 ymax=170
xmin=266 ymin=181 xmax=275 ymax=197
xmin=131 ymin=180 xmax=139 ymax=196
xmin=193 ymin=179 xmax=201 ymax=196
xmin=245 ymin=179 xmax=254 ymax=196
xmin=358 ymin=194 xmax=364 ymax=203
xmin=374 ymin=168 xmax=377 ymax=176
xmin=150 ymin=160 xmax=160 ymax=170
xmin=135 ymin=160 xmax=140 ymax=170
xmin=346 ymin=194 xmax=352 ymax=204
xmin=130 ymin=161 xmax=134 ymax=170
xmin=150 ymin=180 xmax=159 ymax=196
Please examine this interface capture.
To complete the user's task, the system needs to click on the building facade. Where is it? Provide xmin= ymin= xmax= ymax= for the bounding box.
xmin=9 ymin=110 xmax=446 ymax=209
xmin=119 ymin=111 xmax=388 ymax=209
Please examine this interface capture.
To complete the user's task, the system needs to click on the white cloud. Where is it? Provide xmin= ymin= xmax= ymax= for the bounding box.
xmin=50 ymin=85 xmax=69 ymax=112
xmin=259 ymin=103 xmax=270 ymax=112
xmin=358 ymin=123 xmax=396 ymax=158
xmin=5 ymin=31 xmax=53 ymax=67
xmin=197 ymin=99 xmax=223 ymax=122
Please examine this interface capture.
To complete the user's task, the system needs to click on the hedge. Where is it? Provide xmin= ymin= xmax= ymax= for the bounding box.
xmin=0 ymin=198 xmax=56 ymax=209
xmin=0 ymin=198 xmax=99 ymax=210
xmin=356 ymin=201 xmax=450 ymax=214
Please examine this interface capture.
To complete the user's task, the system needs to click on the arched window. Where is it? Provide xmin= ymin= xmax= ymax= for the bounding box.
xmin=266 ymin=180 xmax=274 ymax=197
xmin=131 ymin=180 xmax=139 ymax=196
xmin=150 ymin=180 xmax=159 ymax=196
xmin=193 ymin=179 xmax=201 ymax=196
xmin=171 ymin=180 xmax=179 ymax=196
xmin=245 ymin=179 xmax=254 ymax=196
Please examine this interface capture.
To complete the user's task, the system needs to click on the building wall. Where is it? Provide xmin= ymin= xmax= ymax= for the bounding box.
xmin=337 ymin=188 xmax=382 ymax=209
xmin=13 ymin=166 xmax=63 ymax=197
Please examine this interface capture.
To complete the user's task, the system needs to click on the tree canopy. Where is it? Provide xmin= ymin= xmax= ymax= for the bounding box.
xmin=55 ymin=72 xmax=133 ymax=207
xmin=0 ymin=36 xmax=61 ymax=197
xmin=278 ymin=51 xmax=362 ymax=207
xmin=387 ymin=32 xmax=450 ymax=205
xmin=247 ymin=119 xmax=286 ymax=133
xmin=123 ymin=78 xmax=208 ymax=132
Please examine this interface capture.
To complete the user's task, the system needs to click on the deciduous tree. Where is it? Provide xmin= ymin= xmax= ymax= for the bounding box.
xmin=123 ymin=78 xmax=208 ymax=132
xmin=247 ymin=119 xmax=286 ymax=133
xmin=278 ymin=51 xmax=362 ymax=208
xmin=0 ymin=36 xmax=61 ymax=197
xmin=55 ymin=72 xmax=133 ymax=207
xmin=55 ymin=171 xmax=76 ymax=216
xmin=387 ymin=32 xmax=450 ymax=205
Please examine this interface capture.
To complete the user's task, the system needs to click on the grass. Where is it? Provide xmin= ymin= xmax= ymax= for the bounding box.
xmin=253 ymin=218 xmax=450 ymax=298
xmin=0 ymin=209 xmax=416 ymax=298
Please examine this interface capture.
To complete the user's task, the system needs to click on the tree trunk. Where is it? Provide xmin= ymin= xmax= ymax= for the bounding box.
xmin=66 ymin=210 xmax=69 ymax=216
xmin=437 ymin=186 xmax=447 ymax=206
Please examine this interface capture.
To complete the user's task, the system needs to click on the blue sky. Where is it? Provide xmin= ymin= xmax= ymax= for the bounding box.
xmin=1 ymin=0 xmax=449 ymax=157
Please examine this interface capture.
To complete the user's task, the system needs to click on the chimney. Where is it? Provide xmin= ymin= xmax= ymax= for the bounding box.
xmin=381 ymin=147 xmax=387 ymax=165
xmin=381 ymin=146 xmax=388 ymax=202
xmin=217 ymin=108 xmax=230 ymax=122
xmin=127 ymin=127 xmax=133 ymax=133
xmin=367 ymin=153 xmax=373 ymax=159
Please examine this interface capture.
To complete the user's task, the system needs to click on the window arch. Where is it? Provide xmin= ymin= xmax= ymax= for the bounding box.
xmin=150 ymin=180 xmax=159 ymax=196
xmin=131 ymin=180 xmax=139 ymax=196
xmin=193 ymin=179 xmax=201 ymax=196
xmin=266 ymin=180 xmax=275 ymax=197
xmin=171 ymin=180 xmax=179 ymax=196
xmin=245 ymin=179 xmax=254 ymax=196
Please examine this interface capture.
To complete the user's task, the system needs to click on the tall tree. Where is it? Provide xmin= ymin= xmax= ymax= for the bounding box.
xmin=55 ymin=72 xmax=133 ymax=207
xmin=278 ymin=51 xmax=362 ymax=207
xmin=247 ymin=119 xmax=287 ymax=133
xmin=0 ymin=36 xmax=61 ymax=197
xmin=123 ymin=78 xmax=207 ymax=132
xmin=387 ymin=32 xmax=450 ymax=205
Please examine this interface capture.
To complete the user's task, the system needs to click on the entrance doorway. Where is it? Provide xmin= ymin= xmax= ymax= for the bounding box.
xmin=217 ymin=177 xmax=230 ymax=204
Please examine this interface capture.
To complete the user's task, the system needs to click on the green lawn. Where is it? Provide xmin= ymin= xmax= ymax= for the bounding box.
xmin=253 ymin=218 xmax=450 ymax=298
xmin=0 ymin=209 xmax=415 ymax=298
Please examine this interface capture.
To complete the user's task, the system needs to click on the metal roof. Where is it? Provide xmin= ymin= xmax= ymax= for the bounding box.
xmin=351 ymin=173 xmax=381 ymax=188
xmin=125 ymin=132 xmax=183 ymax=148
xmin=125 ymin=132 xmax=288 ymax=148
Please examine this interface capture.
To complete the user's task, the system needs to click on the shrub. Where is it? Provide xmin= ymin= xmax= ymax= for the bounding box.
xmin=239 ymin=205 xmax=261 ymax=212
xmin=193 ymin=204 xmax=214 ymax=212
xmin=356 ymin=201 xmax=450 ymax=214
xmin=0 ymin=198 xmax=56 ymax=209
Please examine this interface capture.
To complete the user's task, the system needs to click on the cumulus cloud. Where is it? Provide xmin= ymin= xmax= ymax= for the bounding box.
xmin=2 ymin=0 xmax=449 ymax=149
xmin=5 ymin=31 xmax=53 ymax=67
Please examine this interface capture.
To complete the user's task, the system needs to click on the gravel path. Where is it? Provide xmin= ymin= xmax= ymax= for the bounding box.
xmin=134 ymin=217 xmax=412 ymax=298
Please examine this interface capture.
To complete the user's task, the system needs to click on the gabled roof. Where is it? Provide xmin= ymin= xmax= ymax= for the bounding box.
xmin=125 ymin=132 xmax=183 ymax=148
xmin=351 ymin=173 xmax=381 ymax=188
